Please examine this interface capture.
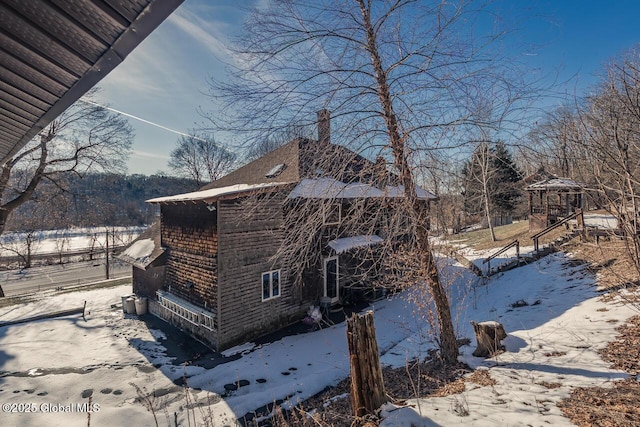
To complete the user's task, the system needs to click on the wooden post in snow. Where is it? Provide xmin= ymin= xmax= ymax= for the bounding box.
xmin=105 ymin=228 xmax=110 ymax=280
xmin=470 ymin=321 xmax=507 ymax=357
xmin=346 ymin=311 xmax=387 ymax=416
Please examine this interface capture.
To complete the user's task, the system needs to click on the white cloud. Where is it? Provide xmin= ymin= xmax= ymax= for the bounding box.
xmin=131 ymin=150 xmax=171 ymax=160
xmin=168 ymin=7 xmax=233 ymax=62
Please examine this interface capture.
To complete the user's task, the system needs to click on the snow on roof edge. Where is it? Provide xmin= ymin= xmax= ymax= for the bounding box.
xmin=328 ymin=235 xmax=384 ymax=254
xmin=146 ymin=182 xmax=293 ymax=204
xmin=118 ymin=238 xmax=163 ymax=269
xmin=526 ymin=178 xmax=583 ymax=190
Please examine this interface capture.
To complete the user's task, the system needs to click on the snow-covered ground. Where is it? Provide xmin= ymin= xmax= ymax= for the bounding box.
xmin=446 ymin=212 xmax=621 ymax=275
xmin=0 ymin=237 xmax=636 ymax=425
xmin=0 ymin=226 xmax=145 ymax=258
xmin=380 ymin=253 xmax=636 ymax=426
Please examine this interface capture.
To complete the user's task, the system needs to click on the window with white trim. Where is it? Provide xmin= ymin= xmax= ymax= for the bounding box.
xmin=323 ymin=203 xmax=341 ymax=225
xmin=261 ymin=269 xmax=281 ymax=301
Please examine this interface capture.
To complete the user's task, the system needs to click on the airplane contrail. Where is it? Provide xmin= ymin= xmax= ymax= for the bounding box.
xmin=78 ymin=98 xmax=208 ymax=143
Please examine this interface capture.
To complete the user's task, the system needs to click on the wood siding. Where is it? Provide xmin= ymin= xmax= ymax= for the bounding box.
xmin=132 ymin=263 xmax=165 ymax=298
xmin=161 ymin=203 xmax=218 ymax=315
xmin=217 ymin=194 xmax=311 ymax=349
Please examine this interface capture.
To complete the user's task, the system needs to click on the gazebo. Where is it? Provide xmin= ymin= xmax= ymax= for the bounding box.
xmin=526 ymin=177 xmax=584 ymax=231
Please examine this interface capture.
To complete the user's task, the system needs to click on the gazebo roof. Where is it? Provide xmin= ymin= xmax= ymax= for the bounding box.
xmin=526 ymin=177 xmax=583 ymax=192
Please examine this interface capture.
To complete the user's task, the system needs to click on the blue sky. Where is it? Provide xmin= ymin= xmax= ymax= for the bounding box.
xmin=97 ymin=0 xmax=640 ymax=176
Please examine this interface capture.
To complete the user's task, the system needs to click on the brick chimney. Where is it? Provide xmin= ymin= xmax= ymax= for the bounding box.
xmin=317 ymin=109 xmax=331 ymax=145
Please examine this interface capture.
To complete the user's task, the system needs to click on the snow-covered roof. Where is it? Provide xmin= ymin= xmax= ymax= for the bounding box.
xmin=526 ymin=178 xmax=583 ymax=191
xmin=119 ymin=238 xmax=163 ymax=269
xmin=117 ymin=223 xmax=164 ymax=269
xmin=288 ymin=178 xmax=437 ymax=200
xmin=328 ymin=235 xmax=384 ymax=253
xmin=146 ymin=182 xmax=292 ymax=204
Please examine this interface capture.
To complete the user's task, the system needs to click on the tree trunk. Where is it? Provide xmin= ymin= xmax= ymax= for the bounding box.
xmin=417 ymin=227 xmax=458 ymax=364
xmin=484 ymin=186 xmax=497 ymax=242
xmin=470 ymin=321 xmax=506 ymax=357
xmin=25 ymin=234 xmax=32 ymax=269
xmin=480 ymin=144 xmax=496 ymax=242
xmin=346 ymin=311 xmax=387 ymax=416
xmin=0 ymin=209 xmax=9 ymax=237
xmin=357 ymin=0 xmax=458 ymax=364
xmin=105 ymin=229 xmax=110 ymax=280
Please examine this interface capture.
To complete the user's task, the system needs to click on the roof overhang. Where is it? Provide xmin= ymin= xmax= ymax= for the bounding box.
xmin=0 ymin=0 xmax=184 ymax=164
xmin=146 ymin=182 xmax=294 ymax=204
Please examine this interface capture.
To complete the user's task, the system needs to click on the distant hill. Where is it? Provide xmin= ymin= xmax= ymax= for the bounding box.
xmin=6 ymin=173 xmax=198 ymax=232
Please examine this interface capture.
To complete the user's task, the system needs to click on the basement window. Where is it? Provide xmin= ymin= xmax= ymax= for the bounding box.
xmin=265 ymin=163 xmax=286 ymax=178
xmin=261 ymin=269 xmax=281 ymax=301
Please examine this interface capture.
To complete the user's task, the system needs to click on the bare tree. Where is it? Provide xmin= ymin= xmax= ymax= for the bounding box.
xmin=245 ymin=123 xmax=312 ymax=162
xmin=463 ymin=143 xmax=498 ymax=241
xmin=0 ymin=229 xmax=41 ymax=270
xmin=207 ymin=0 xmax=531 ymax=363
xmin=168 ymin=131 xmax=235 ymax=186
xmin=523 ymin=105 xmax=586 ymax=179
xmin=580 ymin=48 xmax=640 ymax=273
xmin=0 ymin=89 xmax=133 ymax=237
xmin=526 ymin=46 xmax=640 ymax=277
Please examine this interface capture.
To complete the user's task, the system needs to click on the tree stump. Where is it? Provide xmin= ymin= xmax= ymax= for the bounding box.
xmin=346 ymin=311 xmax=387 ymax=416
xmin=470 ymin=321 xmax=507 ymax=357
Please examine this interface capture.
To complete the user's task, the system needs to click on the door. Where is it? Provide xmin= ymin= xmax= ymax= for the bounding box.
xmin=323 ymin=256 xmax=339 ymax=304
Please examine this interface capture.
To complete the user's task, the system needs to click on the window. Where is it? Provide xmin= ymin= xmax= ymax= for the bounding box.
xmin=265 ymin=163 xmax=286 ymax=178
xmin=262 ymin=269 xmax=281 ymax=301
xmin=323 ymin=203 xmax=341 ymax=225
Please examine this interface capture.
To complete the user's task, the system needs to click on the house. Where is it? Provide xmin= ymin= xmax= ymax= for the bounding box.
xmin=121 ymin=111 xmax=436 ymax=351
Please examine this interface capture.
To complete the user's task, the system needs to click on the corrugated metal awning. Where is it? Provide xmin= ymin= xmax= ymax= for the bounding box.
xmin=0 ymin=0 xmax=183 ymax=164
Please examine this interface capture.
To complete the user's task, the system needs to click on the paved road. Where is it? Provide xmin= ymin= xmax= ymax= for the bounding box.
xmin=0 ymin=260 xmax=131 ymax=296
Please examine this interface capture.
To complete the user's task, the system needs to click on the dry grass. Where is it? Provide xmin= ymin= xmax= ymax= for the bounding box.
xmin=538 ymin=381 xmax=562 ymax=389
xmin=599 ymin=315 xmax=640 ymax=375
xmin=558 ymin=314 xmax=640 ymax=426
xmin=445 ymin=221 xmax=530 ymax=250
xmin=258 ymin=362 xmax=502 ymax=426
xmin=558 ymin=379 xmax=640 ymax=427
xmin=466 ymin=369 xmax=497 ymax=387
xmin=256 ymin=360 xmax=478 ymax=427
xmin=443 ymin=220 xmax=571 ymax=252
xmin=565 ymin=238 xmax=640 ymax=293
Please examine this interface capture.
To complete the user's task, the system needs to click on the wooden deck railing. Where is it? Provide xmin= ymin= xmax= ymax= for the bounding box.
xmin=482 ymin=239 xmax=519 ymax=276
xmin=531 ymin=209 xmax=584 ymax=252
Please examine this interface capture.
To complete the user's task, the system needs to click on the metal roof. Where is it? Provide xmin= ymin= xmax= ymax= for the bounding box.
xmin=0 ymin=0 xmax=184 ymax=164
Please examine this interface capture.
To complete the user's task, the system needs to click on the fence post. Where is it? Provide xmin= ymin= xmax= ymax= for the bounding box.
xmin=346 ymin=311 xmax=387 ymax=416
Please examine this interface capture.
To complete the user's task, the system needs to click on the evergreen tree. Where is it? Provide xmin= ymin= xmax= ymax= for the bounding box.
xmin=461 ymin=144 xmax=490 ymax=216
xmin=491 ymin=141 xmax=523 ymax=213
xmin=462 ymin=142 xmax=522 ymax=220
